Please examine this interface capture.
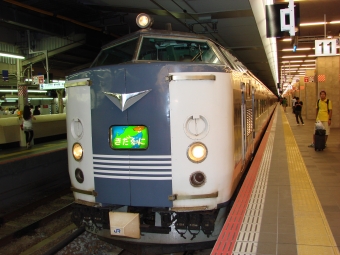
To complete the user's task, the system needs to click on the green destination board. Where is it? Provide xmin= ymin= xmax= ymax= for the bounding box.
xmin=110 ymin=126 xmax=149 ymax=149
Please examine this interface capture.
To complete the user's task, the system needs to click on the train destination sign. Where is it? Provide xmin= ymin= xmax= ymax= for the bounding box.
xmin=39 ymin=81 xmax=65 ymax=90
xmin=110 ymin=125 xmax=149 ymax=150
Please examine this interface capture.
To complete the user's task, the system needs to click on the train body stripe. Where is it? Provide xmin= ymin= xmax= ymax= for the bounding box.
xmin=94 ymin=170 xmax=172 ymax=175
xmin=94 ymin=175 xmax=172 ymax=180
xmin=93 ymin=159 xmax=172 ymax=164
xmin=94 ymin=165 xmax=172 ymax=170
xmin=93 ymin=154 xmax=171 ymax=159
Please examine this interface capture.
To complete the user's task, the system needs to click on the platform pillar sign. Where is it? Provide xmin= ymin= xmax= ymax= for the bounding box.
xmin=315 ymin=39 xmax=337 ymax=57
xmin=32 ymin=75 xmax=44 ymax=85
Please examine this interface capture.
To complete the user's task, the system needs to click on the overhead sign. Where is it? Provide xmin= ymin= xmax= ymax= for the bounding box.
xmin=32 ymin=75 xmax=44 ymax=85
xmin=280 ymin=0 xmax=296 ymax=36
xmin=315 ymin=39 xmax=337 ymax=57
xmin=39 ymin=81 xmax=65 ymax=90
xmin=265 ymin=2 xmax=300 ymax=38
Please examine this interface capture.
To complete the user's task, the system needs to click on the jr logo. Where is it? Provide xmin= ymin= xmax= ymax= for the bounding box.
xmin=113 ymin=228 xmax=122 ymax=234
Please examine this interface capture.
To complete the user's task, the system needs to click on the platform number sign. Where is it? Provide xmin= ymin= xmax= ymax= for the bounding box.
xmin=315 ymin=39 xmax=337 ymax=57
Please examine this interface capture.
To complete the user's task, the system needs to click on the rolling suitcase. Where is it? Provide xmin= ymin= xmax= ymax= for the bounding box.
xmin=314 ymin=129 xmax=326 ymax=151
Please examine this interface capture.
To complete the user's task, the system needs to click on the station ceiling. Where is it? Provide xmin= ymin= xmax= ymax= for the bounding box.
xmin=0 ymin=0 xmax=339 ymax=96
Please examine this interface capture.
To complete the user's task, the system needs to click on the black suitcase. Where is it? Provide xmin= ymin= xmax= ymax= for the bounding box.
xmin=315 ymin=129 xmax=326 ymax=151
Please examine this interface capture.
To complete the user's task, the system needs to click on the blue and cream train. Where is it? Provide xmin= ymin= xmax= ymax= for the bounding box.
xmin=65 ymin=13 xmax=277 ymax=254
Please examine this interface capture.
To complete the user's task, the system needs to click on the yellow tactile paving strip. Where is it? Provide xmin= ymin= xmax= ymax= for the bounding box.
xmin=281 ymin=108 xmax=339 ymax=255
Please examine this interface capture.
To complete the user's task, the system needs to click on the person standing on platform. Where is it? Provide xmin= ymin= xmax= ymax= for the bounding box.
xmin=308 ymin=90 xmax=332 ymax=148
xmin=33 ymin=105 xmax=41 ymax=115
xmin=292 ymin=96 xmax=297 ymax=114
xmin=4 ymin=107 xmax=11 ymax=115
xmin=22 ymin=105 xmax=36 ymax=149
xmin=282 ymin=97 xmax=287 ymax=112
xmin=294 ymin=97 xmax=304 ymax=125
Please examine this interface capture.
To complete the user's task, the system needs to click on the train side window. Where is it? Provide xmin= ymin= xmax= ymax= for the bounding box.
xmin=137 ymin=37 xmax=222 ymax=64
xmin=92 ymin=38 xmax=138 ymax=67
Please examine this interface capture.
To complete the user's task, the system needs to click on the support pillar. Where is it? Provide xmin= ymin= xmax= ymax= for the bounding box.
xmin=18 ymin=87 xmax=28 ymax=147
xmin=56 ymin=89 xmax=64 ymax=113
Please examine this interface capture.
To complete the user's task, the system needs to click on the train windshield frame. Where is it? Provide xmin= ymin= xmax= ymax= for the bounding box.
xmin=137 ymin=36 xmax=222 ymax=64
xmin=92 ymin=38 xmax=139 ymax=67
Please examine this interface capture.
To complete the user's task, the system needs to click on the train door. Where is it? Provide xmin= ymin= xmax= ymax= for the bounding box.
xmin=240 ymin=80 xmax=255 ymax=167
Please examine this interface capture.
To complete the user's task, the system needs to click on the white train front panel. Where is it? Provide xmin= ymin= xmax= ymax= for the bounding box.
xmin=169 ymin=72 xmax=234 ymax=210
xmin=66 ymin=79 xmax=95 ymax=203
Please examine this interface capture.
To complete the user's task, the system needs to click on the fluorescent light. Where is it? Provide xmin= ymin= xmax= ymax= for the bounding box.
xmin=282 ymin=47 xmax=312 ymax=51
xmin=0 ymin=52 xmax=25 ymax=59
xmin=301 ymin=64 xmax=316 ymax=67
xmin=282 ymin=60 xmax=303 ymax=63
xmin=282 ymin=55 xmax=306 ymax=58
xmin=300 ymin=22 xmax=326 ymax=26
xmin=304 ymin=60 xmax=315 ymax=62
xmin=329 ymin=20 xmax=340 ymax=24
xmin=0 ymin=89 xmax=47 ymax=93
xmin=4 ymin=95 xmax=53 ymax=100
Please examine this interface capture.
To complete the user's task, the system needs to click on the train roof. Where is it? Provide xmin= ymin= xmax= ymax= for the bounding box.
xmin=92 ymin=27 xmax=275 ymax=96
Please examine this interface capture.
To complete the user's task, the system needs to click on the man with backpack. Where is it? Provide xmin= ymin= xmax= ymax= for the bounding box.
xmin=308 ymin=90 xmax=332 ymax=148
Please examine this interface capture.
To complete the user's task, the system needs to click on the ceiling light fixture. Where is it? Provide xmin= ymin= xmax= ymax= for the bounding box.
xmin=282 ymin=47 xmax=312 ymax=51
xmin=282 ymin=55 xmax=306 ymax=58
xmin=300 ymin=22 xmax=326 ymax=26
xmin=282 ymin=60 xmax=303 ymax=63
xmin=0 ymin=52 xmax=25 ymax=59
xmin=0 ymin=89 xmax=47 ymax=93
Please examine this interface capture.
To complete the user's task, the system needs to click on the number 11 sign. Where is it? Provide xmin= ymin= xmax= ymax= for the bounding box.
xmin=315 ymin=39 xmax=337 ymax=57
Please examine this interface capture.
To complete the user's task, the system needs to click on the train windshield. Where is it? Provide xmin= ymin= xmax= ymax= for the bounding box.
xmin=138 ymin=37 xmax=222 ymax=64
xmin=92 ymin=38 xmax=138 ymax=67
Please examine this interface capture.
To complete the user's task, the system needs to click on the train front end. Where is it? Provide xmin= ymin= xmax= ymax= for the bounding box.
xmin=65 ymin=14 xmax=236 ymax=252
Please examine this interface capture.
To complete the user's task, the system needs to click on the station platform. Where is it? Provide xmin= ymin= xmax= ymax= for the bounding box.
xmin=212 ymin=106 xmax=340 ymax=255
xmin=0 ymin=139 xmax=66 ymax=164
xmin=0 ymin=139 xmax=69 ymax=212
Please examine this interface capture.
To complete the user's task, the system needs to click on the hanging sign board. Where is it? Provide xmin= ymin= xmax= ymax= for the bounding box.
xmin=32 ymin=75 xmax=44 ymax=85
xmin=39 ymin=81 xmax=65 ymax=90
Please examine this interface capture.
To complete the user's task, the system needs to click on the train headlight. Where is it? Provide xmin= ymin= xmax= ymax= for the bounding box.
xmin=72 ymin=142 xmax=83 ymax=161
xmin=190 ymin=171 xmax=206 ymax=187
xmin=75 ymin=168 xmax=84 ymax=183
xmin=136 ymin=13 xmax=153 ymax=29
xmin=187 ymin=142 xmax=207 ymax=163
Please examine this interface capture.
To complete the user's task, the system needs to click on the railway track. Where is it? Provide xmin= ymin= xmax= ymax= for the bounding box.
xmin=0 ymin=189 xmax=212 ymax=254
xmin=0 ymin=191 xmax=74 ymax=254
xmin=0 ymin=188 xmax=71 ymax=226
